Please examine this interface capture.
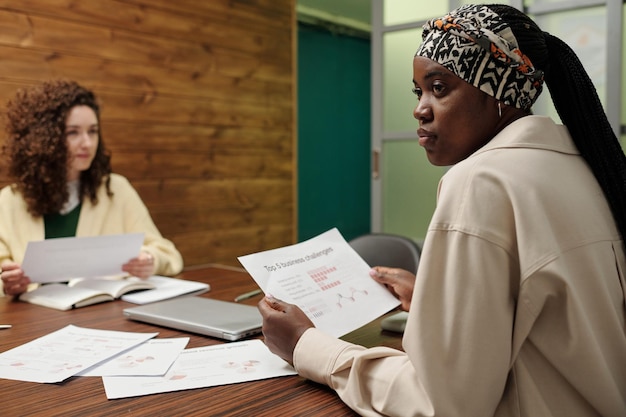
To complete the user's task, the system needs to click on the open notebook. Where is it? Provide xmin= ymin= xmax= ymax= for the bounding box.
xmin=19 ymin=276 xmax=210 ymax=311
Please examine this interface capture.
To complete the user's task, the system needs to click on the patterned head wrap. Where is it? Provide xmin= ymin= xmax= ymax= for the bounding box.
xmin=415 ymin=4 xmax=544 ymax=110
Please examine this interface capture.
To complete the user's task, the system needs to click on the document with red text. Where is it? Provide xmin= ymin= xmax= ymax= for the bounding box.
xmin=102 ymin=339 xmax=296 ymax=399
xmin=77 ymin=337 xmax=189 ymax=377
xmin=238 ymin=228 xmax=400 ymax=337
xmin=0 ymin=325 xmax=157 ymax=383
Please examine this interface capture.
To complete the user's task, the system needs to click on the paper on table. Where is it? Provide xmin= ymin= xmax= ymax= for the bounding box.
xmin=120 ymin=276 xmax=210 ymax=304
xmin=238 ymin=228 xmax=401 ymax=337
xmin=22 ymin=233 xmax=144 ymax=283
xmin=77 ymin=337 xmax=189 ymax=377
xmin=0 ymin=325 xmax=157 ymax=383
xmin=102 ymin=339 xmax=296 ymax=399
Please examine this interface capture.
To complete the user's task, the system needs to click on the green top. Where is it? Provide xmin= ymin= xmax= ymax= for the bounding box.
xmin=44 ymin=204 xmax=82 ymax=238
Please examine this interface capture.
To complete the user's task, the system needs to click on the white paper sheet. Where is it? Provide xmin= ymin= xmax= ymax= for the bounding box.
xmin=22 ymin=233 xmax=145 ymax=283
xmin=102 ymin=340 xmax=296 ymax=399
xmin=238 ymin=228 xmax=401 ymax=337
xmin=120 ymin=276 xmax=210 ymax=304
xmin=0 ymin=325 xmax=157 ymax=383
xmin=77 ymin=337 xmax=189 ymax=377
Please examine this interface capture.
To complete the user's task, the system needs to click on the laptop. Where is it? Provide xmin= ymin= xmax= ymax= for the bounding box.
xmin=123 ymin=296 xmax=263 ymax=341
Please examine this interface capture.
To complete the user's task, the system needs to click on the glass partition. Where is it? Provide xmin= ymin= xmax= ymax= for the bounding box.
xmin=532 ymin=7 xmax=607 ymax=121
xmin=383 ymin=29 xmax=422 ymax=132
xmin=458 ymin=0 xmax=509 ymax=5
xmin=384 ymin=0 xmax=447 ymax=26
xmin=382 ymin=140 xmax=445 ymax=241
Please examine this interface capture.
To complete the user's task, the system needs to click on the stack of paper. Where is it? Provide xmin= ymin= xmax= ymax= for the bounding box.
xmin=0 ymin=325 xmax=158 ymax=383
xmin=101 ymin=341 xmax=296 ymax=399
xmin=0 ymin=325 xmax=296 ymax=399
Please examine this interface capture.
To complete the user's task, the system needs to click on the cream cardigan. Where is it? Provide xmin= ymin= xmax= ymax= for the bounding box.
xmin=0 ymin=173 xmax=183 ymax=295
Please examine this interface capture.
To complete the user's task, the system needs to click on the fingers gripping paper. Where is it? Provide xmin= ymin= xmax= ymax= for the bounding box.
xmin=238 ymin=228 xmax=400 ymax=337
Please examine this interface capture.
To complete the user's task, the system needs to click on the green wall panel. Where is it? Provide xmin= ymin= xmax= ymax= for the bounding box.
xmin=297 ymin=24 xmax=371 ymax=242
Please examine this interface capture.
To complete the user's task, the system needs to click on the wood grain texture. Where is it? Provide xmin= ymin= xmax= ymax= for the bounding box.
xmin=0 ymin=266 xmax=404 ymax=416
xmin=0 ymin=0 xmax=296 ymax=268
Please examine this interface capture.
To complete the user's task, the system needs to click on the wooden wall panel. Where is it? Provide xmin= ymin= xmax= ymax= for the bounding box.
xmin=0 ymin=0 xmax=295 ymax=267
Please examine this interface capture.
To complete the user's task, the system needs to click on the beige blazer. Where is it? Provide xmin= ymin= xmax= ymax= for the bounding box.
xmin=293 ymin=116 xmax=626 ymax=417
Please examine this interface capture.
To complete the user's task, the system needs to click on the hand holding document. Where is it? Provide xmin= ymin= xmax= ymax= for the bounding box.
xmin=22 ymin=233 xmax=144 ymax=283
xmin=238 ymin=228 xmax=401 ymax=337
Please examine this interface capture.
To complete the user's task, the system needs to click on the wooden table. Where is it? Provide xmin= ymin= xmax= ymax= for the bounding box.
xmin=0 ymin=264 xmax=403 ymax=416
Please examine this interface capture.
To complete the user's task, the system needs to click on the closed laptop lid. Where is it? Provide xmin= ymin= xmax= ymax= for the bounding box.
xmin=123 ymin=296 xmax=262 ymax=341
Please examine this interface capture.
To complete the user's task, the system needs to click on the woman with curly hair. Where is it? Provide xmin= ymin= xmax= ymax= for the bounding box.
xmin=0 ymin=80 xmax=183 ymax=296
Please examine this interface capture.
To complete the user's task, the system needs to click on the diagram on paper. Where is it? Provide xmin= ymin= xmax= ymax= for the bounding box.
xmin=102 ymin=340 xmax=297 ymax=399
xmin=238 ymin=228 xmax=402 ymax=338
xmin=0 ymin=325 xmax=156 ymax=383
xmin=302 ymin=264 xmax=372 ymax=317
xmin=336 ymin=287 xmax=369 ymax=308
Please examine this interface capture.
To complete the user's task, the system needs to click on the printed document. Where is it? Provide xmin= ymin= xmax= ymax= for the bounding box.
xmin=102 ymin=339 xmax=296 ymax=399
xmin=77 ymin=337 xmax=189 ymax=377
xmin=0 ymin=325 xmax=157 ymax=383
xmin=238 ymin=228 xmax=400 ymax=337
xmin=22 ymin=233 xmax=144 ymax=283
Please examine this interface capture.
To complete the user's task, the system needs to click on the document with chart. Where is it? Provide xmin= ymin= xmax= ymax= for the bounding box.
xmin=102 ymin=340 xmax=296 ymax=399
xmin=0 ymin=325 xmax=157 ymax=383
xmin=238 ymin=228 xmax=400 ymax=337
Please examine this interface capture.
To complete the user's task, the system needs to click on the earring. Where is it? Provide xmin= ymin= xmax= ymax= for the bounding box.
xmin=497 ymin=102 xmax=502 ymax=118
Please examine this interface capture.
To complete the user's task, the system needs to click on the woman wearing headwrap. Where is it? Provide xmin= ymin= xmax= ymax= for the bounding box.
xmin=258 ymin=4 xmax=626 ymax=416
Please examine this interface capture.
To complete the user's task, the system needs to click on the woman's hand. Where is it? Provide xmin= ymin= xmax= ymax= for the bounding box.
xmin=257 ymin=296 xmax=315 ymax=365
xmin=369 ymin=267 xmax=416 ymax=311
xmin=1 ymin=261 xmax=31 ymax=296
xmin=122 ymin=251 xmax=155 ymax=279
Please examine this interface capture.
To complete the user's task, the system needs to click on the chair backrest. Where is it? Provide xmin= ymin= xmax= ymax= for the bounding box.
xmin=349 ymin=233 xmax=421 ymax=273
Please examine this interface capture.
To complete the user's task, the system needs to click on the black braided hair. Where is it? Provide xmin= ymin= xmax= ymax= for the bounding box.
xmin=488 ymin=4 xmax=626 ymax=244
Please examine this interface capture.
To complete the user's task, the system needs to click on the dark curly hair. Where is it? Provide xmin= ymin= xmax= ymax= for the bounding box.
xmin=2 ymin=80 xmax=112 ymax=217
